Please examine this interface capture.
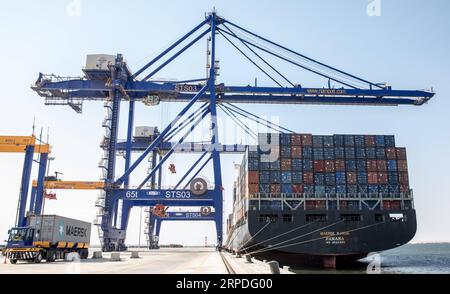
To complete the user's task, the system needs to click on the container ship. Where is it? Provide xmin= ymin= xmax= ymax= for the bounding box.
xmin=225 ymin=133 xmax=416 ymax=268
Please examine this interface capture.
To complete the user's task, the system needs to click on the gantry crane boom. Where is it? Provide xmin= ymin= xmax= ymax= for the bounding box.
xmin=30 ymin=12 xmax=434 ymax=252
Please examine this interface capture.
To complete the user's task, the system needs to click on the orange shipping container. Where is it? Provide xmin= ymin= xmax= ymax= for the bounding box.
xmin=325 ymin=160 xmax=335 ymax=172
xmin=397 ymin=160 xmax=408 ymax=172
xmin=335 ymin=160 xmax=345 ymax=171
xmin=368 ymin=172 xmax=378 ymax=184
xmin=378 ymin=172 xmax=388 ymax=184
xmin=386 ymin=147 xmax=397 ymax=159
xmin=291 ymin=134 xmax=302 ymax=145
xmin=346 ymin=172 xmax=357 ymax=184
xmin=377 ymin=160 xmax=387 ymax=171
xmin=291 ymin=146 xmax=302 ymax=158
xmin=367 ymin=160 xmax=378 ymax=172
xmin=248 ymin=171 xmax=259 ymax=184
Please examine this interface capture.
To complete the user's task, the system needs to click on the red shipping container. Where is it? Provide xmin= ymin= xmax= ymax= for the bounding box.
xmin=368 ymin=172 xmax=378 ymax=184
xmin=314 ymin=160 xmax=325 ymax=172
xmin=339 ymin=201 xmax=348 ymax=210
xmin=270 ymin=184 xmax=281 ymax=193
xmin=301 ymin=134 xmax=313 ymax=146
xmin=398 ymin=172 xmax=409 ymax=185
xmin=365 ymin=135 xmax=376 ymax=147
xmin=305 ymin=200 xmax=325 ymax=210
xmin=291 ymin=134 xmax=302 ymax=145
xmin=281 ymin=159 xmax=292 ymax=170
xmin=346 ymin=172 xmax=357 ymax=184
xmin=335 ymin=160 xmax=346 ymax=171
xmin=386 ymin=147 xmax=397 ymax=159
xmin=292 ymin=184 xmax=304 ymax=194
xmin=291 ymin=146 xmax=302 ymax=158
xmin=248 ymin=171 xmax=259 ymax=184
xmin=325 ymin=160 xmax=335 ymax=172
xmin=249 ymin=184 xmax=259 ymax=194
xmin=383 ymin=200 xmax=401 ymax=210
xmin=366 ymin=160 xmax=378 ymax=172
xmin=376 ymin=160 xmax=387 ymax=171
xmin=397 ymin=160 xmax=408 ymax=172
xmin=396 ymin=148 xmax=407 ymax=160
xmin=378 ymin=172 xmax=388 ymax=184
xmin=303 ymin=172 xmax=314 ymax=184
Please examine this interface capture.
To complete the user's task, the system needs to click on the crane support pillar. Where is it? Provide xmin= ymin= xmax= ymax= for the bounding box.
xmin=29 ymin=152 xmax=48 ymax=214
xmin=209 ymin=13 xmax=224 ymax=248
xmin=17 ymin=146 xmax=34 ymax=227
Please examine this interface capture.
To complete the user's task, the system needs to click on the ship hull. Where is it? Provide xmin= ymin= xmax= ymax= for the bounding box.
xmin=226 ymin=209 xmax=416 ymax=268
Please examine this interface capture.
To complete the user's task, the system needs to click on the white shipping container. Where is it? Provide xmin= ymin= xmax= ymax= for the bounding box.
xmin=85 ymin=54 xmax=116 ymax=70
xmin=135 ymin=126 xmax=157 ymax=137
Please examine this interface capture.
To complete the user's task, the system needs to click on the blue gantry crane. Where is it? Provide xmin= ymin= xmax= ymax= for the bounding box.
xmin=146 ymin=208 xmax=215 ymax=249
xmin=30 ymin=11 xmax=434 ymax=252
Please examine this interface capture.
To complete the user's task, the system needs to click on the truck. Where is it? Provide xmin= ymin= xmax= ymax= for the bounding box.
xmin=4 ymin=215 xmax=91 ymax=264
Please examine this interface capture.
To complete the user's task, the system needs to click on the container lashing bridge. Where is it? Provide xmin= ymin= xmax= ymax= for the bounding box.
xmin=31 ymin=11 xmax=434 ymax=252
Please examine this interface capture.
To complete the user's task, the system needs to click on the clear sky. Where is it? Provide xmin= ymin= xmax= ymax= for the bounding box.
xmin=0 ymin=0 xmax=449 ymax=246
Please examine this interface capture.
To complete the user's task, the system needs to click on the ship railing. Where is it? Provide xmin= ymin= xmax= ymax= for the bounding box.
xmin=248 ymin=190 xmax=414 ymax=211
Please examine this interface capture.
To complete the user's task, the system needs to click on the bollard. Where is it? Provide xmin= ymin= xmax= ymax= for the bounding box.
xmin=65 ymin=252 xmax=80 ymax=262
xmin=92 ymin=251 xmax=103 ymax=259
xmin=267 ymin=261 xmax=280 ymax=274
xmin=282 ymin=265 xmax=291 ymax=272
xmin=245 ymin=255 xmax=253 ymax=263
xmin=236 ymin=253 xmax=242 ymax=258
xmin=130 ymin=251 xmax=140 ymax=259
xmin=110 ymin=252 xmax=121 ymax=262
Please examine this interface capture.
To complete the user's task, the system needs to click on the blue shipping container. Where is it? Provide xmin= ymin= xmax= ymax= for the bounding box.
xmin=334 ymin=147 xmax=345 ymax=159
xmin=302 ymin=146 xmax=313 ymax=158
xmin=357 ymin=172 xmax=368 ymax=184
xmin=292 ymin=159 xmax=302 ymax=170
xmin=325 ymin=173 xmax=336 ymax=185
xmin=314 ymin=173 xmax=325 ymax=185
xmin=292 ymin=171 xmax=303 ymax=184
xmin=260 ymin=161 xmax=271 ymax=170
xmin=356 ymin=147 xmax=366 ymax=159
xmin=355 ymin=135 xmax=365 ymax=147
xmin=324 ymin=148 xmax=335 ymax=160
xmin=248 ymin=159 xmax=259 ymax=170
xmin=336 ymin=172 xmax=346 ymax=184
xmin=282 ymin=184 xmax=292 ymax=193
xmin=345 ymin=147 xmax=356 ymax=159
xmin=303 ymin=159 xmax=313 ymax=171
xmin=334 ymin=135 xmax=345 ymax=147
xmin=313 ymin=136 xmax=324 ymax=147
xmin=385 ymin=136 xmax=396 ymax=147
xmin=375 ymin=135 xmax=385 ymax=147
xmin=323 ymin=136 xmax=334 ymax=147
xmin=346 ymin=160 xmax=357 ymax=171
xmin=313 ymin=148 xmax=324 ymax=160
xmin=366 ymin=148 xmax=376 ymax=159
xmin=270 ymin=160 xmax=281 ymax=170
xmin=344 ymin=135 xmax=355 ymax=147
xmin=259 ymin=171 xmax=271 ymax=183
xmin=357 ymin=160 xmax=367 ymax=171
xmin=336 ymin=185 xmax=347 ymax=193
xmin=281 ymin=171 xmax=292 ymax=183
xmin=388 ymin=172 xmax=399 ymax=184
xmin=281 ymin=146 xmax=291 ymax=158
xmin=270 ymin=171 xmax=281 ymax=183
xmin=304 ymin=185 xmax=314 ymax=194
xmin=326 ymin=186 xmax=336 ymax=194
xmin=315 ymin=185 xmax=326 ymax=194
xmin=347 ymin=185 xmax=358 ymax=193
xmin=259 ymin=184 xmax=270 ymax=193
xmin=368 ymin=185 xmax=379 ymax=193
xmin=387 ymin=160 xmax=397 ymax=171
xmin=376 ymin=147 xmax=386 ymax=159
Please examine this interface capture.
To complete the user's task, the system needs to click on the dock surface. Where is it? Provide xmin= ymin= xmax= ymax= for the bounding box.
xmin=0 ymin=248 xmax=291 ymax=274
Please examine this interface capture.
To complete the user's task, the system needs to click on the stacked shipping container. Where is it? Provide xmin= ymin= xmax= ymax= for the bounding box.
xmin=236 ymin=133 xmax=410 ymax=210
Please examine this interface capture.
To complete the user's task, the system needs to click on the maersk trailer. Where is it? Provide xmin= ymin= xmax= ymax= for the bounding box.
xmin=4 ymin=215 xmax=91 ymax=264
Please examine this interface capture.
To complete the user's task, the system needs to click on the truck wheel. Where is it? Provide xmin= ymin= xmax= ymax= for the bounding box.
xmin=9 ymin=259 xmax=17 ymax=264
xmin=34 ymin=252 xmax=42 ymax=263
xmin=80 ymin=249 xmax=89 ymax=259
xmin=47 ymin=251 xmax=56 ymax=262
